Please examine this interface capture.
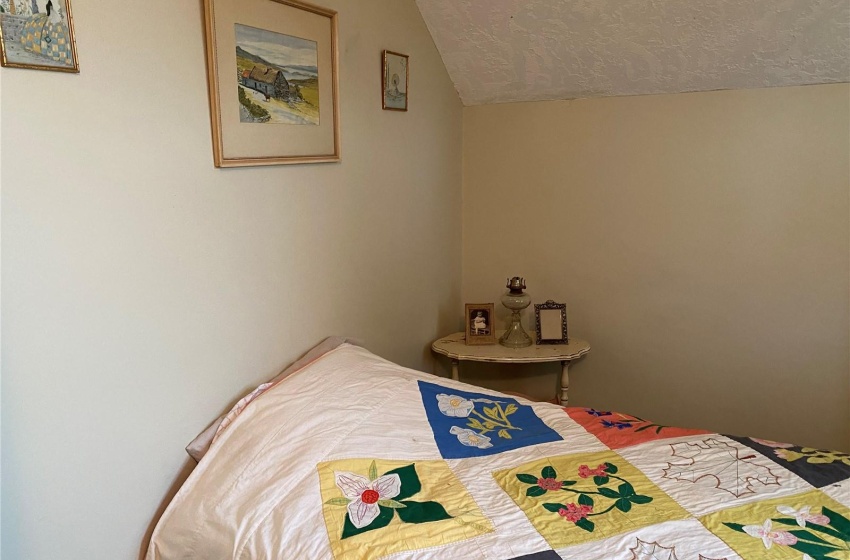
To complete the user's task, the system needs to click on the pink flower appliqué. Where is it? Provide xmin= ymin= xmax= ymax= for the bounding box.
xmin=578 ymin=463 xmax=609 ymax=479
xmin=777 ymin=505 xmax=830 ymax=527
xmin=537 ymin=477 xmax=563 ymax=491
xmin=558 ymin=503 xmax=593 ymax=523
xmin=742 ymin=519 xmax=798 ymax=549
xmin=751 ymin=438 xmax=794 ymax=449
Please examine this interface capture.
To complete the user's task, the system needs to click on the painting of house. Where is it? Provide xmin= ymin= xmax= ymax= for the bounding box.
xmin=241 ymin=66 xmax=290 ymax=100
xmin=235 ymin=23 xmax=319 ymax=125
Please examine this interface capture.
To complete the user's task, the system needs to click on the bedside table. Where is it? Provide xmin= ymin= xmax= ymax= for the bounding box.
xmin=431 ymin=331 xmax=591 ymax=405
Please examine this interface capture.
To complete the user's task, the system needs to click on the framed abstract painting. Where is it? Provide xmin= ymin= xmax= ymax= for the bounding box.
xmin=202 ymin=0 xmax=340 ymax=167
xmin=0 ymin=0 xmax=79 ymax=72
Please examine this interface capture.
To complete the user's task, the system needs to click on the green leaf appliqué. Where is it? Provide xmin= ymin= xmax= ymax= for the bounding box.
xmin=516 ymin=473 xmax=539 ymax=484
xmin=396 ymin=500 xmax=453 ymax=524
xmin=618 ymin=482 xmax=635 ymax=497
xmin=575 ymin=518 xmax=595 ymax=532
xmin=527 ymin=486 xmax=547 ymax=497
xmin=324 ymin=497 xmax=351 ymax=506
xmin=578 ymin=494 xmax=594 ymax=507
xmin=384 ymin=464 xmax=421 ymax=501
xmin=615 ymin=498 xmax=632 ymax=512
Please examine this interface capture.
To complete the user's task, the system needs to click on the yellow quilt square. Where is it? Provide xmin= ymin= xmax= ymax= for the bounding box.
xmin=318 ymin=458 xmax=493 ymax=560
xmin=700 ymin=489 xmax=850 ymax=559
xmin=493 ymin=450 xmax=689 ymax=549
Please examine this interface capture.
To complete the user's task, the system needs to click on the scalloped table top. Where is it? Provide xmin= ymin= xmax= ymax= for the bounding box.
xmin=431 ymin=331 xmax=590 ymax=364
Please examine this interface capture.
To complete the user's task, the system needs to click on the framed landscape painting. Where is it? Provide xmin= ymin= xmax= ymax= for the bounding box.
xmin=203 ymin=0 xmax=340 ymax=167
xmin=0 ymin=0 xmax=79 ymax=72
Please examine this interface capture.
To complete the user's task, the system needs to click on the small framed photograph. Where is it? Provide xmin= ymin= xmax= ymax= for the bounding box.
xmin=0 ymin=0 xmax=79 ymax=73
xmin=465 ymin=303 xmax=496 ymax=345
xmin=382 ymin=50 xmax=408 ymax=111
xmin=535 ymin=300 xmax=568 ymax=345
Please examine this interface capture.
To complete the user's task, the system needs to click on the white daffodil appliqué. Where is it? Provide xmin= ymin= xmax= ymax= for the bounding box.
xmin=742 ymin=519 xmax=798 ymax=549
xmin=334 ymin=471 xmax=402 ymax=528
xmin=436 ymin=394 xmax=475 ymax=417
xmin=776 ymin=505 xmax=830 ymax=527
xmin=450 ymin=426 xmax=493 ymax=449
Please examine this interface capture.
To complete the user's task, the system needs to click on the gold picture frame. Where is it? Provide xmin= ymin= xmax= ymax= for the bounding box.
xmin=0 ymin=0 xmax=79 ymax=73
xmin=465 ymin=303 xmax=496 ymax=346
xmin=202 ymin=0 xmax=340 ymax=167
xmin=382 ymin=50 xmax=408 ymax=111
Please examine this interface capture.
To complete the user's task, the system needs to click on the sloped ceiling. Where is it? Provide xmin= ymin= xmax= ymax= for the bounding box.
xmin=415 ymin=0 xmax=850 ymax=105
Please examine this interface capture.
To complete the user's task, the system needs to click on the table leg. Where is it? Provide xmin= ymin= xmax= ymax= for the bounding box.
xmin=451 ymin=359 xmax=460 ymax=381
xmin=558 ymin=360 xmax=570 ymax=405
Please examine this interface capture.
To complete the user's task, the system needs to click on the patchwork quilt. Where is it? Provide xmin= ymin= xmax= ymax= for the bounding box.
xmin=147 ymin=343 xmax=850 ymax=560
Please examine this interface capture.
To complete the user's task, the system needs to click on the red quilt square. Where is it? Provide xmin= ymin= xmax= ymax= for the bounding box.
xmin=566 ymin=407 xmax=710 ymax=450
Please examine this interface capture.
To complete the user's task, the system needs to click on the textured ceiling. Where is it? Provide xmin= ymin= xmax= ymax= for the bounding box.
xmin=415 ymin=0 xmax=850 ymax=105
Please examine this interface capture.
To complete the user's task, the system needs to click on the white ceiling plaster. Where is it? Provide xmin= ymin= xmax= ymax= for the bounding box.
xmin=415 ymin=0 xmax=850 ymax=105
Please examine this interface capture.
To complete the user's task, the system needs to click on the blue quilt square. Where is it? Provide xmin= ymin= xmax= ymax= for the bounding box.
xmin=728 ymin=435 xmax=850 ymax=488
xmin=417 ymin=381 xmax=562 ymax=459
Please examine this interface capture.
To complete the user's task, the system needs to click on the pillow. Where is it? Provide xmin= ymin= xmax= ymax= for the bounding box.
xmin=185 ymin=337 xmax=363 ymax=462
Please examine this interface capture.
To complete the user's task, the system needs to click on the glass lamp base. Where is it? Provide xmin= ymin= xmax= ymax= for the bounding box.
xmin=500 ymin=314 xmax=533 ymax=348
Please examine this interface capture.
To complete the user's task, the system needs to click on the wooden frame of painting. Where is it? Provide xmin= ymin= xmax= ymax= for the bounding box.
xmin=382 ymin=50 xmax=408 ymax=111
xmin=202 ymin=0 xmax=340 ymax=167
xmin=465 ymin=303 xmax=496 ymax=346
xmin=0 ymin=0 xmax=79 ymax=73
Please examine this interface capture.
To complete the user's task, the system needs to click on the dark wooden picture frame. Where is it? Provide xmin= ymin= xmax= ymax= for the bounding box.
xmin=535 ymin=300 xmax=568 ymax=345
xmin=465 ymin=303 xmax=496 ymax=346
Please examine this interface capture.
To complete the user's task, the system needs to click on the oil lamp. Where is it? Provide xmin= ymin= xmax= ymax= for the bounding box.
xmin=499 ymin=277 xmax=532 ymax=348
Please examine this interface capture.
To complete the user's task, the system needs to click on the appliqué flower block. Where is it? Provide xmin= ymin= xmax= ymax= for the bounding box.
xmin=775 ymin=448 xmax=850 ymax=467
xmin=566 ymin=407 xmax=709 ymax=450
xmin=418 ymin=381 xmax=561 ymax=459
xmin=515 ymin=461 xmax=654 ymax=533
xmin=326 ymin=461 xmax=452 ymax=538
xmin=700 ymin=490 xmax=850 ymax=560
xmin=317 ymin=458 xmax=493 ymax=559
xmin=725 ymin=506 xmax=849 ymax=558
xmin=493 ymin=451 xmax=689 ymax=549
xmin=729 ymin=436 xmax=850 ymax=488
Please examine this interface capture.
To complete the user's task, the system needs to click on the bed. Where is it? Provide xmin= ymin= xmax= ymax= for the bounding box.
xmin=147 ymin=341 xmax=850 ymax=559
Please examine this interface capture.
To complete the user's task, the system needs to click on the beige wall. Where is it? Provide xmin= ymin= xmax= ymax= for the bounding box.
xmin=462 ymin=84 xmax=850 ymax=452
xmin=0 ymin=1 xmax=462 ymax=558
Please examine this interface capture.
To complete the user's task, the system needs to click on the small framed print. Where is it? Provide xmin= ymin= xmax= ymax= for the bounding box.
xmin=535 ymin=300 xmax=568 ymax=345
xmin=382 ymin=50 xmax=408 ymax=111
xmin=465 ymin=303 xmax=496 ymax=346
xmin=0 ymin=0 xmax=79 ymax=73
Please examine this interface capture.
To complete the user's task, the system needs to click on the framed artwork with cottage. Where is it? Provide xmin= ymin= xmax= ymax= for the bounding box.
xmin=382 ymin=50 xmax=408 ymax=111
xmin=202 ymin=0 xmax=340 ymax=167
xmin=0 ymin=0 xmax=79 ymax=72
